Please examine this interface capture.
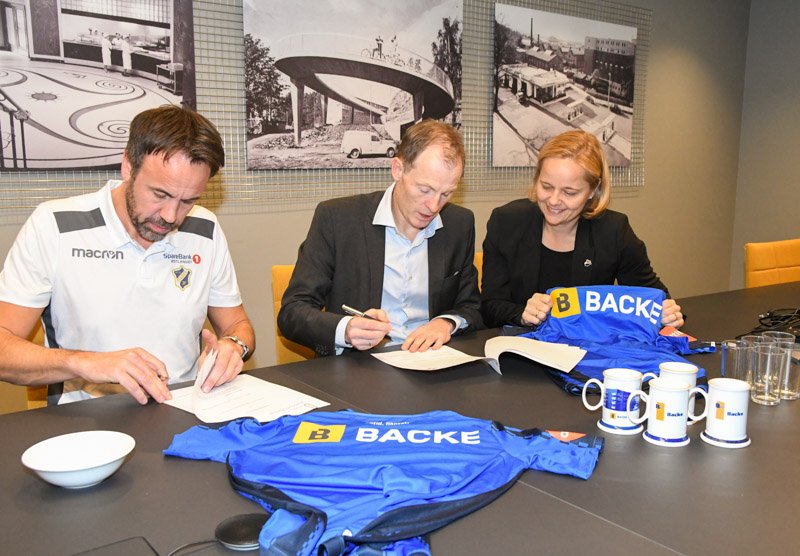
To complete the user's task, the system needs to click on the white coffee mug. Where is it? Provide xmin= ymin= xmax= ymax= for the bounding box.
xmin=658 ymin=361 xmax=700 ymax=421
xmin=627 ymin=377 xmax=708 ymax=447
xmin=582 ymin=368 xmax=656 ymax=435
xmin=700 ymin=378 xmax=751 ymax=448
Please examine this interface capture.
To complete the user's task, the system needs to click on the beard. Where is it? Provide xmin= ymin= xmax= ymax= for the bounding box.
xmin=125 ymin=182 xmax=178 ymax=242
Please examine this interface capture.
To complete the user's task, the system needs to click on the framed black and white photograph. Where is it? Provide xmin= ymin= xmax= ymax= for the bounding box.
xmin=493 ymin=2 xmax=638 ymax=169
xmin=0 ymin=0 xmax=195 ymax=171
xmin=244 ymin=0 xmax=462 ymax=171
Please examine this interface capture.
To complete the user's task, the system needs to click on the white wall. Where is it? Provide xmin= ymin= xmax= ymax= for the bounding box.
xmin=238 ymin=0 xmax=757 ymax=367
xmin=0 ymin=0 xmax=759 ymax=392
xmin=731 ymin=0 xmax=800 ymax=288
xmin=612 ymin=0 xmax=750 ymax=300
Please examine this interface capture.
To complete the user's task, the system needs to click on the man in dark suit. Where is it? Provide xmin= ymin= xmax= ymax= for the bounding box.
xmin=278 ymin=120 xmax=482 ymax=356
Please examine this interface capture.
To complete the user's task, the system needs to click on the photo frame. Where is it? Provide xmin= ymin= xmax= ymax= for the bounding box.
xmin=0 ymin=0 xmax=195 ymax=172
xmin=492 ymin=0 xmax=651 ymax=187
xmin=244 ymin=0 xmax=463 ymax=171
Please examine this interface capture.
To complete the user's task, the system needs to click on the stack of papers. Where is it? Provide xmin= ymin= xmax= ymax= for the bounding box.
xmin=166 ymin=350 xmax=329 ymax=423
xmin=371 ymin=336 xmax=586 ymax=374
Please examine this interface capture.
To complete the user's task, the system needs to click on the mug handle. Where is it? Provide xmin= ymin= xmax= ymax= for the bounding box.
xmin=688 ymin=387 xmax=708 ymax=422
xmin=627 ymin=390 xmax=648 ymax=424
xmin=641 ymin=372 xmax=657 ymax=383
xmin=582 ymin=378 xmax=605 ymax=411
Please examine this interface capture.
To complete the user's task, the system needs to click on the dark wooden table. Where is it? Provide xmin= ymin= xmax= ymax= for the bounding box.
xmin=1 ymin=283 xmax=797 ymax=555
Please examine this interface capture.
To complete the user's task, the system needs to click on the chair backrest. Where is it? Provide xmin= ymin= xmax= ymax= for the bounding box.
xmin=474 ymin=251 xmax=483 ymax=292
xmin=271 ymin=265 xmax=316 ymax=364
xmin=27 ymin=323 xmax=47 ymax=409
xmin=744 ymin=238 xmax=800 ymax=288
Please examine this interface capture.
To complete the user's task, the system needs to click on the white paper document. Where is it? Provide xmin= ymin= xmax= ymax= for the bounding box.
xmin=372 ymin=345 xmax=482 ymax=372
xmin=483 ymin=336 xmax=585 ymax=372
xmin=371 ymin=336 xmax=585 ymax=374
xmin=166 ymin=350 xmax=329 ymax=423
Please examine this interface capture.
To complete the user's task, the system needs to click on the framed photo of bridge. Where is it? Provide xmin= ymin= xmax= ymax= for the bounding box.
xmin=492 ymin=0 xmax=651 ymax=185
xmin=244 ymin=0 xmax=463 ymax=171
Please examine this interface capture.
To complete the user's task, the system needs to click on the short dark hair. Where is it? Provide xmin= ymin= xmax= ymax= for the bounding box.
xmin=396 ymin=119 xmax=464 ymax=175
xmin=125 ymin=105 xmax=225 ymax=178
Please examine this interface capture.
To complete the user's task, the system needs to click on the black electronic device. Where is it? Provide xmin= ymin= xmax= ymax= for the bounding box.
xmin=214 ymin=513 xmax=268 ymax=551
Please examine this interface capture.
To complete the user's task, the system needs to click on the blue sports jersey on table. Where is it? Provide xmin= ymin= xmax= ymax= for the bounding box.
xmin=165 ymin=409 xmax=604 ymax=555
xmin=523 ymin=285 xmax=712 ymax=394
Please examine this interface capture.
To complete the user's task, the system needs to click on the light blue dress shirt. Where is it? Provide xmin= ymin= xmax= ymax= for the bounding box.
xmin=334 ymin=184 xmax=464 ymax=351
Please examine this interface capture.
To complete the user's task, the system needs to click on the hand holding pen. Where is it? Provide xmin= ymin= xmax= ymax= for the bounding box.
xmin=341 ymin=304 xmax=392 ymax=351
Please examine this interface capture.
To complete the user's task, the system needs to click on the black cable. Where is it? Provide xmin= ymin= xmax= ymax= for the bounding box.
xmin=740 ymin=307 xmax=800 ymax=337
xmin=759 ymin=307 xmax=800 ymax=328
xmin=166 ymin=539 xmax=218 ymax=556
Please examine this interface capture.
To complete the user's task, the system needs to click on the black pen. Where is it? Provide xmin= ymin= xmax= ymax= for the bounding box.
xmin=342 ymin=304 xmax=398 ymax=338
xmin=341 ymin=304 xmax=377 ymax=320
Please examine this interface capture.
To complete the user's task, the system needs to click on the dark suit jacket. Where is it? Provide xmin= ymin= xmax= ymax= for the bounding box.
xmin=480 ymin=198 xmax=669 ymax=328
xmin=278 ymin=191 xmax=483 ymax=356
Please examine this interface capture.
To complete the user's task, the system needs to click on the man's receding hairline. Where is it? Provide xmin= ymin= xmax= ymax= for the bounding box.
xmin=401 ymin=140 xmax=463 ymax=169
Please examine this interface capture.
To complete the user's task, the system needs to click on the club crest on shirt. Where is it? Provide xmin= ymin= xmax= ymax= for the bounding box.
xmin=172 ymin=266 xmax=192 ymax=291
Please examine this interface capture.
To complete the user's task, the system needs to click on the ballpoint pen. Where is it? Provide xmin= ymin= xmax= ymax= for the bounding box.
xmin=341 ymin=304 xmax=377 ymax=320
xmin=341 ymin=304 xmax=399 ymax=338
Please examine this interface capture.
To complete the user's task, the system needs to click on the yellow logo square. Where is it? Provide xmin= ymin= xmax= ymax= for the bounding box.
xmin=550 ymin=287 xmax=581 ymax=318
xmin=292 ymin=422 xmax=346 ymax=443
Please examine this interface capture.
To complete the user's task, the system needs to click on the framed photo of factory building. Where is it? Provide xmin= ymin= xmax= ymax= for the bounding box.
xmin=493 ymin=0 xmax=650 ymax=184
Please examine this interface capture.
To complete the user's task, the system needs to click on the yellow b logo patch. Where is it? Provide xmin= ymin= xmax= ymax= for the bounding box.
xmin=292 ymin=422 xmax=346 ymax=443
xmin=550 ymin=288 xmax=580 ymax=318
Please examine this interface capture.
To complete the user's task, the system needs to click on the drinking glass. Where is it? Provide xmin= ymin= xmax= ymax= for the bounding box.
xmin=751 ymin=344 xmax=788 ymax=406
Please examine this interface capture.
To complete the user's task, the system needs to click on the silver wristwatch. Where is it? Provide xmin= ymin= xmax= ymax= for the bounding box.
xmin=222 ymin=335 xmax=250 ymax=360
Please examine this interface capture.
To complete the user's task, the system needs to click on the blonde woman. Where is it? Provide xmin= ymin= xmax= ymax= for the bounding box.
xmin=480 ymin=130 xmax=683 ymax=329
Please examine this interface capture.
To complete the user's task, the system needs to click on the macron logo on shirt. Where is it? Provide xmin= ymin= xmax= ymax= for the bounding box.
xmin=55 ymin=209 xmax=123 ymax=260
xmin=71 ymin=247 xmax=124 ymax=260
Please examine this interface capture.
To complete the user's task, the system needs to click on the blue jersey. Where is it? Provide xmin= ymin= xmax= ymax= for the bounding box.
xmin=523 ymin=285 xmax=711 ymax=394
xmin=165 ymin=409 xmax=604 ymax=555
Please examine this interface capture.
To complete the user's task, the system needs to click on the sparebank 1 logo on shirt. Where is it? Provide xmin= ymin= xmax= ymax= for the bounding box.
xmin=549 ymin=287 xmax=663 ymax=325
xmin=163 ymin=252 xmax=202 ymax=265
xmin=292 ymin=422 xmax=481 ymax=444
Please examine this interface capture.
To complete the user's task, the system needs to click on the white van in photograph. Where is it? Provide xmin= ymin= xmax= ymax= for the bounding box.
xmin=341 ymin=130 xmax=397 ymax=159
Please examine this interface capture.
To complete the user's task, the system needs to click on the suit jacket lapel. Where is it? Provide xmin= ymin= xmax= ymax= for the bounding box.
xmin=521 ymin=205 xmax=544 ymax=294
xmin=572 ymin=218 xmax=595 ymax=285
xmin=364 ymin=193 xmax=386 ymax=307
xmin=427 ymin=223 xmax=446 ymax=314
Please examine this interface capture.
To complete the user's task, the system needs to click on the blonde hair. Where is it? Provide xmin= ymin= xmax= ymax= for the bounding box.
xmin=528 ymin=130 xmax=611 ymax=219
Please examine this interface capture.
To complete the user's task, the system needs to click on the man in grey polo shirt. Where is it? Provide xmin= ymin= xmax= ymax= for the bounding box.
xmin=0 ymin=105 xmax=255 ymax=404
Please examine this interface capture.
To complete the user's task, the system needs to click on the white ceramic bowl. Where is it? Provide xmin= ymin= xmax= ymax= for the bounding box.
xmin=21 ymin=430 xmax=135 ymax=489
